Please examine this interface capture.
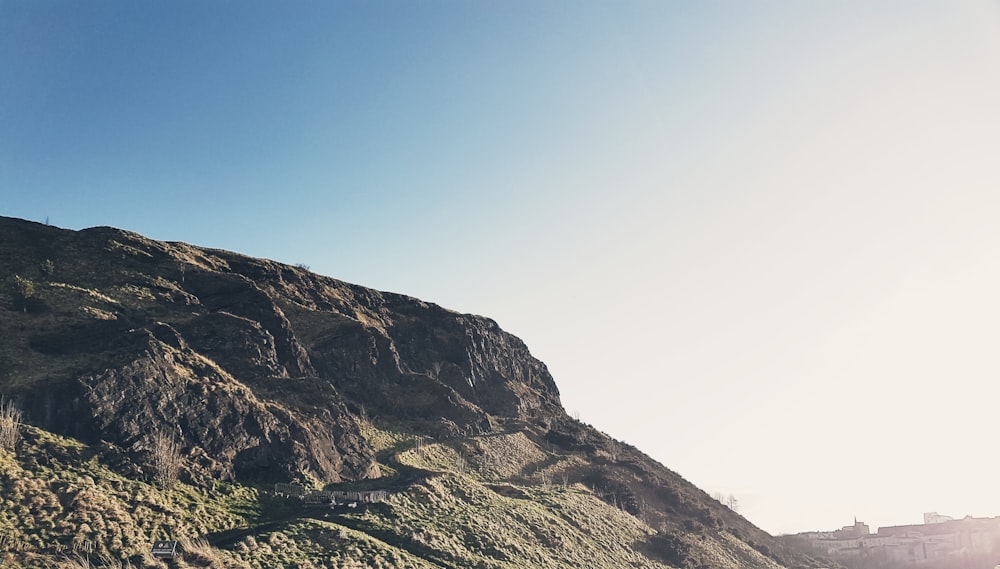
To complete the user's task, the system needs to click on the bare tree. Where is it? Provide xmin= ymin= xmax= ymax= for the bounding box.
xmin=711 ymin=492 xmax=740 ymax=512
xmin=151 ymin=431 xmax=183 ymax=488
xmin=0 ymin=397 xmax=22 ymax=451
xmin=539 ymin=469 xmax=552 ymax=488
xmin=725 ymin=493 xmax=740 ymax=512
xmin=608 ymin=440 xmax=620 ymax=462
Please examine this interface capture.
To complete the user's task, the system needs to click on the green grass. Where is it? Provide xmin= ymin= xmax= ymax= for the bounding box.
xmin=0 ymin=427 xmax=258 ymax=567
xmin=0 ymin=421 xmax=671 ymax=568
xmin=0 ymin=415 xmax=797 ymax=569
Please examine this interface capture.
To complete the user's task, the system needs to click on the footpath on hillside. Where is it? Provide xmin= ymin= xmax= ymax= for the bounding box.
xmin=205 ymin=448 xmax=437 ymax=549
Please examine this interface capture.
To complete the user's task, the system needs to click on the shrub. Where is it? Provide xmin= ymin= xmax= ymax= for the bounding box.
xmin=0 ymin=397 xmax=22 ymax=451
xmin=151 ymin=432 xmax=183 ymax=488
xmin=10 ymin=275 xmax=43 ymax=313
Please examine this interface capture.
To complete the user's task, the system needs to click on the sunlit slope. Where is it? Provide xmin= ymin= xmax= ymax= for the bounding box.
xmin=1 ymin=422 xmax=801 ymax=568
xmin=0 ymin=216 xmax=809 ymax=568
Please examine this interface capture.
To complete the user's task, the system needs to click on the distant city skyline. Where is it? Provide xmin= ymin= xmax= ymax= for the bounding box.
xmin=4 ymin=1 xmax=1000 ymax=535
xmin=783 ymin=511 xmax=1000 ymax=566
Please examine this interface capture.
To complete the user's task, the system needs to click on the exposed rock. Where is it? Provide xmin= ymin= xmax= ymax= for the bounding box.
xmin=0 ymin=216 xmax=801 ymax=569
xmin=0 ymin=216 xmax=564 ymax=484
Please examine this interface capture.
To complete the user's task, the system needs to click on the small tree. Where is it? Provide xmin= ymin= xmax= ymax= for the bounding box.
xmin=40 ymin=259 xmax=55 ymax=277
xmin=713 ymin=492 xmax=740 ymax=512
xmin=13 ymin=275 xmax=35 ymax=298
xmin=725 ymin=493 xmax=740 ymax=512
xmin=0 ymin=397 xmax=23 ymax=451
xmin=9 ymin=275 xmax=42 ymax=313
xmin=151 ymin=431 xmax=183 ymax=488
xmin=607 ymin=440 xmax=620 ymax=462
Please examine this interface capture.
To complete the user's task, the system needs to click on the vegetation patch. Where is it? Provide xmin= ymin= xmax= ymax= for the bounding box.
xmin=0 ymin=427 xmax=258 ymax=567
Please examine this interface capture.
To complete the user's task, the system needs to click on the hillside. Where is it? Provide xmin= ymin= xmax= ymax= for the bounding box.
xmin=0 ymin=216 xmax=815 ymax=568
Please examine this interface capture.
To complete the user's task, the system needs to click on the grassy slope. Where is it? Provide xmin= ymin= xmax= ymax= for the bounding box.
xmin=0 ymin=427 xmax=257 ymax=568
xmin=1 ymin=415 xmax=796 ymax=569
xmin=0 ymin=418 xmax=683 ymax=569
xmin=0 ymin=220 xmax=794 ymax=569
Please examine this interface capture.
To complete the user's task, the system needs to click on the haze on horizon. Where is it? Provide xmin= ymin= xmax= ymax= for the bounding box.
xmin=3 ymin=1 xmax=1000 ymax=536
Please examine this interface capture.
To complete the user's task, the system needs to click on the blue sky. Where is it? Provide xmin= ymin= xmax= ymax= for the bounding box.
xmin=4 ymin=1 xmax=1000 ymax=535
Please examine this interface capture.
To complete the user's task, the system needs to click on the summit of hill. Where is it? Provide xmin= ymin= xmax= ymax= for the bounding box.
xmin=0 ymin=216 xmax=812 ymax=569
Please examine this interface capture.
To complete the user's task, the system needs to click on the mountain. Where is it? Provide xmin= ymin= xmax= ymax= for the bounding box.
xmin=0 ymin=216 xmax=816 ymax=568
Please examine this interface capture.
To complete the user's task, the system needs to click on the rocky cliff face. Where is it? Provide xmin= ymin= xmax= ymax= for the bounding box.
xmin=0 ymin=216 xmax=802 ymax=569
xmin=0 ymin=216 xmax=562 ymax=484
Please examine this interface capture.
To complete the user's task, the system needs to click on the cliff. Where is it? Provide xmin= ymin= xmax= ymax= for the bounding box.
xmin=0 ymin=216 xmax=810 ymax=568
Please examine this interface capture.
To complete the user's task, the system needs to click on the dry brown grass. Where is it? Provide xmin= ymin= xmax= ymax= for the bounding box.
xmin=56 ymin=553 xmax=137 ymax=568
xmin=151 ymin=431 xmax=182 ymax=488
xmin=178 ymin=537 xmax=250 ymax=568
xmin=0 ymin=397 xmax=22 ymax=450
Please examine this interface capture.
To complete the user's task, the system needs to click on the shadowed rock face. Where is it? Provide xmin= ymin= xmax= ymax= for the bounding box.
xmin=0 ymin=216 xmax=563 ymax=483
xmin=0 ymin=217 xmax=800 ymax=569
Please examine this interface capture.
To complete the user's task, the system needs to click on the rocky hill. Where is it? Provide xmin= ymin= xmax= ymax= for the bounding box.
xmin=0 ymin=216 xmax=817 ymax=568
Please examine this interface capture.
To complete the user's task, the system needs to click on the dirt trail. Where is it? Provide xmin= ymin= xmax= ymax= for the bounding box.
xmin=206 ymin=451 xmax=436 ymax=549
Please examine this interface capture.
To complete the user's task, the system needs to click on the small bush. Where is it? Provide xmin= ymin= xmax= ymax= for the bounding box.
xmin=180 ymin=537 xmax=245 ymax=567
xmin=0 ymin=397 xmax=22 ymax=450
xmin=13 ymin=275 xmax=35 ymax=298
xmin=151 ymin=432 xmax=182 ymax=488
xmin=9 ymin=275 xmax=44 ymax=312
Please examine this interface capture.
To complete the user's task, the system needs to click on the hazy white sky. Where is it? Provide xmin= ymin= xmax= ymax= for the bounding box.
xmin=3 ymin=1 xmax=1000 ymax=535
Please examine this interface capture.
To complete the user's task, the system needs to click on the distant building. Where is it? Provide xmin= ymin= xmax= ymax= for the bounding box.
xmin=924 ymin=512 xmax=955 ymax=524
xmin=781 ymin=514 xmax=1000 ymax=565
xmin=834 ymin=519 xmax=871 ymax=539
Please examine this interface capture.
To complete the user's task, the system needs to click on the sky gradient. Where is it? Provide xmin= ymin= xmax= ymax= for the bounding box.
xmin=3 ymin=1 xmax=1000 ymax=535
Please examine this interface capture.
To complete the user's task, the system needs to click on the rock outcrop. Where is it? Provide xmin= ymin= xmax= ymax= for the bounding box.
xmin=0 ymin=216 xmax=562 ymax=484
xmin=0 ymin=216 xmax=802 ymax=569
